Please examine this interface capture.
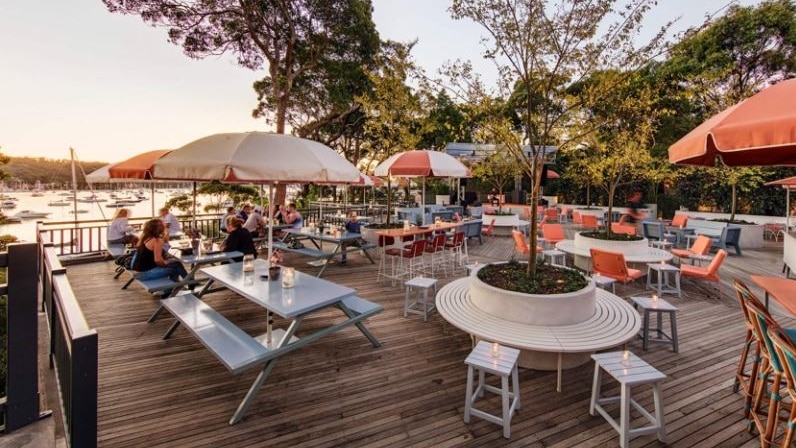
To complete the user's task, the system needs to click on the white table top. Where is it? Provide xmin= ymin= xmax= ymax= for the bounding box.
xmin=200 ymin=259 xmax=356 ymax=318
xmin=631 ymin=296 xmax=678 ymax=311
xmin=646 ymin=262 xmax=680 ymax=273
xmin=405 ymin=276 xmax=438 ymax=288
xmin=171 ymin=249 xmax=243 ymax=265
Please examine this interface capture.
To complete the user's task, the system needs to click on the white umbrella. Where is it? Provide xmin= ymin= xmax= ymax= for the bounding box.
xmin=374 ymin=150 xmax=471 ymax=224
xmin=153 ymin=132 xmax=359 ymax=345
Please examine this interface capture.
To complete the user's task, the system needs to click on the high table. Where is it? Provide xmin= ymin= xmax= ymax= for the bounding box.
xmin=196 ymin=259 xmax=382 ymax=423
xmin=751 ymin=275 xmax=796 ymax=313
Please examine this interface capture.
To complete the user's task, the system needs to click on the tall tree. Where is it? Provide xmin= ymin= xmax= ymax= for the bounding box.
xmin=448 ymin=0 xmax=670 ymax=276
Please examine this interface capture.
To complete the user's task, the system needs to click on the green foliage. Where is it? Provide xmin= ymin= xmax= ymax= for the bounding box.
xmin=164 ymin=194 xmax=194 ymax=215
xmin=4 ymin=156 xmax=106 ymax=189
xmin=198 ymin=181 xmax=261 ymax=212
xmin=477 ymin=261 xmax=589 ymax=294
xmin=580 ymin=231 xmax=643 ymax=242
xmin=470 ymin=148 xmax=521 ymax=197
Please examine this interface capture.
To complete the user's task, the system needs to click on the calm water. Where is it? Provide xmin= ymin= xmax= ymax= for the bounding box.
xmin=0 ymin=189 xmax=221 ymax=242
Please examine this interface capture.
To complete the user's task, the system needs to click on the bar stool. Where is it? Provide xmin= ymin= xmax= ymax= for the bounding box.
xmin=590 ymin=351 xmax=667 ymax=448
xmin=404 ymin=276 xmax=437 ymax=321
xmin=631 ymin=296 xmax=679 ymax=352
xmin=464 ymin=341 xmax=521 ymax=438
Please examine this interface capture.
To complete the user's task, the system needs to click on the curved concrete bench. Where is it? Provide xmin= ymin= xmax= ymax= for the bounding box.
xmin=437 ymin=277 xmax=640 ymax=392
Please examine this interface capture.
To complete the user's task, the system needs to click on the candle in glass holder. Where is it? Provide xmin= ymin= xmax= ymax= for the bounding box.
xmin=622 ymin=349 xmax=631 ymax=366
xmin=492 ymin=342 xmax=499 ymax=355
xmin=242 ymin=254 xmax=255 ymax=273
xmin=403 ymin=219 xmax=410 ymax=231
xmin=282 ymin=267 xmax=296 ymax=288
xmin=652 ymin=293 xmax=658 ymax=303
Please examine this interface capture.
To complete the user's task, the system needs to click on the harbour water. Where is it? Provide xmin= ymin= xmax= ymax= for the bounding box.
xmin=0 ymin=189 xmax=222 ymax=242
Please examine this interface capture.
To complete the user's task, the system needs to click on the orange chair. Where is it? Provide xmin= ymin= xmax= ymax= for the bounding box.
xmin=670 ymin=214 xmax=688 ymax=228
xmin=542 ymin=223 xmax=566 ymax=245
xmin=512 ymin=230 xmax=542 ymax=255
xmin=590 ymin=248 xmax=643 ymax=285
xmin=559 ymin=206 xmax=570 ymax=223
xmin=610 ymin=223 xmax=636 ymax=235
xmin=572 ymin=210 xmax=583 ymax=227
xmin=482 ymin=218 xmax=496 ymax=237
xmin=616 ymin=214 xmax=628 ymax=225
xmin=582 ymin=214 xmax=600 ymax=229
xmin=671 ymin=235 xmax=712 ymax=264
xmin=545 ymin=208 xmax=558 ymax=220
xmin=680 ymin=249 xmax=726 ymax=295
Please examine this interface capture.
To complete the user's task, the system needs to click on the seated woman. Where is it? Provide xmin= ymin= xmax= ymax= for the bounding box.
xmin=107 ymin=208 xmax=139 ymax=246
xmin=131 ymin=219 xmax=188 ymax=294
xmin=220 ymin=216 xmax=256 ymax=262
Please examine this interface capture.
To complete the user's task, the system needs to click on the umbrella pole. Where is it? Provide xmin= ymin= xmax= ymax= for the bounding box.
xmin=151 ymin=182 xmax=155 ymax=218
xmin=266 ymin=182 xmax=274 ymax=347
xmin=788 ymin=188 xmax=791 ymax=230
xmin=192 ymin=182 xmax=197 ymax=229
xmin=422 ymin=178 xmax=426 ymax=225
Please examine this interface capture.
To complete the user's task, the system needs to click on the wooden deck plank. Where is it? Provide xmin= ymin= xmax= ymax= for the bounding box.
xmin=62 ymin=233 xmax=789 ymax=447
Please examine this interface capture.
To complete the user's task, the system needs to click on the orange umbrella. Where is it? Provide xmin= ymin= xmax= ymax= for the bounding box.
xmin=668 ymin=78 xmax=796 ymax=166
xmin=765 ymin=176 xmax=796 ymax=228
xmin=108 ymin=149 xmax=173 ymax=179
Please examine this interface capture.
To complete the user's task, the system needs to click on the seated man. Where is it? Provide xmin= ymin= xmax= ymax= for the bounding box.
xmin=339 ymin=212 xmax=362 ymax=265
xmin=243 ymin=207 xmax=265 ymax=237
xmin=284 ymin=203 xmax=304 ymax=229
xmin=159 ymin=207 xmax=182 ymax=236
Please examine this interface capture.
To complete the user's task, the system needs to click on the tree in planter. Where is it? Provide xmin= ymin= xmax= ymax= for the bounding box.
xmin=448 ymin=0 xmax=670 ymax=277
xmin=470 ymin=147 xmax=520 ymax=212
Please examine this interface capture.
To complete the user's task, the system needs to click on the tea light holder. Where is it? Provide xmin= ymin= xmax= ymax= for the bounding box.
xmin=403 ymin=219 xmax=410 ymax=231
xmin=492 ymin=342 xmax=500 ymax=356
xmin=621 ymin=349 xmax=631 ymax=367
xmin=242 ymin=254 xmax=255 ymax=273
xmin=282 ymin=267 xmax=296 ymax=288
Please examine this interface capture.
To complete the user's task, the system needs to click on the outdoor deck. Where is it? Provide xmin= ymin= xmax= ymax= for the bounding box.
xmin=65 ymin=231 xmax=793 ymax=447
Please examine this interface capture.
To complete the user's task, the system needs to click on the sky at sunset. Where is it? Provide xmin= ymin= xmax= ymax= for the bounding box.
xmin=1 ymin=0 xmax=762 ymax=163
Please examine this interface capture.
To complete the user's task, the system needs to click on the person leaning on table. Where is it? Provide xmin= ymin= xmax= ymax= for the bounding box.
xmin=220 ymin=216 xmax=256 ymax=262
xmin=131 ymin=219 xmax=188 ymax=295
xmin=107 ymin=208 xmax=139 ymax=246
xmin=284 ymin=203 xmax=304 ymax=229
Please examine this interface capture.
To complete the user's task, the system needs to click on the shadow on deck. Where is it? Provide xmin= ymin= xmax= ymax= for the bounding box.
xmin=66 ymin=233 xmax=790 ymax=447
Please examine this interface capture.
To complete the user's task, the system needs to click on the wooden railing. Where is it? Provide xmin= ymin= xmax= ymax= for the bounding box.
xmin=39 ymin=234 xmax=97 ymax=447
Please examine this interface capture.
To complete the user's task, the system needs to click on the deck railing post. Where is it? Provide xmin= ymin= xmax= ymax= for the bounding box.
xmin=4 ymin=243 xmax=40 ymax=431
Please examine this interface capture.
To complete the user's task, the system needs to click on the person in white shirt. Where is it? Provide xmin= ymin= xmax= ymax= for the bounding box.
xmin=107 ymin=208 xmax=138 ymax=245
xmin=159 ymin=207 xmax=182 ymax=235
xmin=243 ymin=207 xmax=265 ymax=236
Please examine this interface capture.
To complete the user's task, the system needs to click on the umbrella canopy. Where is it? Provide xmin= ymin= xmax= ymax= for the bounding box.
xmin=374 ymin=150 xmax=471 ymax=178
xmin=547 ymin=169 xmax=560 ymax=179
xmin=109 ymin=149 xmax=173 ymax=179
xmin=153 ymin=132 xmax=360 ymax=183
xmin=668 ymin=78 xmax=796 ymax=166
xmin=85 ymin=164 xmax=113 ymax=183
xmin=355 ymin=173 xmax=383 ymax=187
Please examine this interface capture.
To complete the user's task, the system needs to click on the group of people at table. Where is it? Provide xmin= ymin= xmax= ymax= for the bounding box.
xmin=105 ymin=202 xmax=369 ymax=286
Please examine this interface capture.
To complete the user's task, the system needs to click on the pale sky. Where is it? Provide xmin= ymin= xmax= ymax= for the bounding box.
xmin=0 ymin=0 xmax=762 ymax=163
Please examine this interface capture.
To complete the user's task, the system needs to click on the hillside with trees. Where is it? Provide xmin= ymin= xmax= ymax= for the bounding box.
xmin=2 ymin=157 xmax=107 ymax=190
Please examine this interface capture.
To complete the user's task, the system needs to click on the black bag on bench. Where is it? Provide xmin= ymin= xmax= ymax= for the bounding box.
xmin=115 ymin=250 xmax=137 ymax=270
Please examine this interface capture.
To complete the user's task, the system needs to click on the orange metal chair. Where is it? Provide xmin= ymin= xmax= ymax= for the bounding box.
xmin=545 ymin=208 xmax=558 ymax=220
xmin=572 ymin=210 xmax=583 ymax=227
xmin=581 ymin=214 xmax=600 ymax=230
xmin=671 ymin=235 xmax=712 ymax=264
xmin=541 ymin=223 xmax=566 ymax=245
xmin=589 ymin=248 xmax=643 ymax=285
xmin=482 ymin=218 xmax=496 ymax=237
xmin=680 ymin=249 xmax=726 ymax=296
xmin=670 ymin=214 xmax=688 ymax=228
xmin=610 ymin=223 xmax=636 ymax=235
xmin=512 ymin=230 xmax=542 ymax=255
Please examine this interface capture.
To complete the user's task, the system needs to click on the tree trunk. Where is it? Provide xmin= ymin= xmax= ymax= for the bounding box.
xmin=731 ymin=182 xmax=737 ymax=222
xmin=527 ymin=162 xmax=541 ymax=277
xmin=606 ymin=185 xmax=616 ymax=238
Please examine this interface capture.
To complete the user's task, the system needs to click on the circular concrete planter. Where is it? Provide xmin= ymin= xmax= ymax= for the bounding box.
xmin=469 ymin=263 xmax=596 ymax=370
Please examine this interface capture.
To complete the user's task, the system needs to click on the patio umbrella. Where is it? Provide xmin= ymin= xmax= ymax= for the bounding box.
xmin=668 ymin=78 xmax=796 ymax=166
xmin=153 ymin=132 xmax=359 ymax=347
xmin=374 ymin=150 xmax=471 ymax=224
xmin=765 ymin=176 xmax=796 ymax=229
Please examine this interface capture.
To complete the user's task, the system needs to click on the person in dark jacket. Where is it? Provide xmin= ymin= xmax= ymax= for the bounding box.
xmin=220 ymin=216 xmax=256 ymax=262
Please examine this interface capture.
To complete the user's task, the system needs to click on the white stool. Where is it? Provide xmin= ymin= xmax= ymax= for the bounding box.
xmin=631 ymin=296 xmax=679 ymax=352
xmin=592 ymin=273 xmax=616 ymax=294
xmin=543 ymin=249 xmax=567 ymax=266
xmin=404 ymin=276 xmax=438 ymax=321
xmin=590 ymin=351 xmax=666 ymax=448
xmin=464 ymin=341 xmax=521 ymax=438
xmin=646 ymin=262 xmax=681 ymax=298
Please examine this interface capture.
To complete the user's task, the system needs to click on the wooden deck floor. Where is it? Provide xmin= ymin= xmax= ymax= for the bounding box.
xmin=66 ymin=233 xmax=794 ymax=447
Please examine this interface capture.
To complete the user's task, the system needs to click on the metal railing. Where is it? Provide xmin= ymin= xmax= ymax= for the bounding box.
xmin=39 ymin=235 xmax=97 ymax=447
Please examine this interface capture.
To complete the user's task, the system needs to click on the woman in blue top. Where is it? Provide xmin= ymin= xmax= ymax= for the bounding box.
xmin=131 ymin=219 xmax=188 ymax=294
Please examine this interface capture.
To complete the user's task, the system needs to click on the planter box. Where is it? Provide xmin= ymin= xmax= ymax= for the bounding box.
xmin=732 ymin=223 xmax=763 ymax=249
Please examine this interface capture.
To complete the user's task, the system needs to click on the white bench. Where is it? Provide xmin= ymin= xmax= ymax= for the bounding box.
xmin=436 ymin=278 xmax=640 ymax=392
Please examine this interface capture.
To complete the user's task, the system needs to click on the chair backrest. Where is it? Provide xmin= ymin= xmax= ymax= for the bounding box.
xmin=542 ymin=223 xmax=565 ymax=241
xmin=769 ymin=326 xmax=796 ymax=396
xmin=572 ymin=210 xmax=582 ymax=224
xmin=611 ymin=223 xmax=636 ymax=235
xmin=671 ymin=214 xmax=688 ymax=228
xmin=690 ymin=235 xmax=712 ymax=255
xmin=452 ymin=231 xmax=464 ymax=247
xmin=706 ymin=249 xmax=727 ymax=278
xmin=734 ymin=279 xmax=767 ymax=329
xmin=465 ymin=220 xmax=483 ymax=237
xmin=617 ymin=214 xmax=627 ymax=225
xmin=432 ymin=232 xmax=447 ymax=249
xmin=746 ymin=299 xmax=784 ymax=373
xmin=545 ymin=208 xmax=558 ymax=219
xmin=407 ymin=239 xmax=426 ymax=257
xmin=560 ymin=206 xmax=569 ymax=215
xmin=723 ymin=226 xmax=741 ymax=245
xmin=512 ymin=230 xmax=529 ymax=254
xmin=582 ymin=214 xmax=599 ymax=228
xmin=641 ymin=221 xmax=663 ymax=240
xmin=590 ymin=248 xmax=631 ymax=281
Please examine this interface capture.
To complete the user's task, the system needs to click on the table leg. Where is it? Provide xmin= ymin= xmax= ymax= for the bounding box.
xmin=338 ymin=301 xmax=381 ymax=347
xmin=557 ymin=353 xmax=563 ymax=393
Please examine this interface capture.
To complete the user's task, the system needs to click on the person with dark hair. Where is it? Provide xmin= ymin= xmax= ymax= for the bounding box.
xmin=284 ymin=203 xmax=304 ymax=229
xmin=627 ymin=190 xmax=646 ymax=224
xmin=131 ymin=219 xmax=188 ymax=295
xmin=237 ymin=204 xmax=252 ymax=222
xmin=220 ymin=215 xmax=256 ymax=262
xmin=339 ymin=211 xmax=362 ymax=265
xmin=220 ymin=206 xmax=236 ymax=233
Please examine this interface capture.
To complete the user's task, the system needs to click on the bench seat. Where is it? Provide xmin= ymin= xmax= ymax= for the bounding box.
xmin=160 ymin=294 xmax=272 ymax=374
xmin=270 ymin=241 xmax=333 ymax=259
xmin=105 ymin=243 xmax=127 ymax=259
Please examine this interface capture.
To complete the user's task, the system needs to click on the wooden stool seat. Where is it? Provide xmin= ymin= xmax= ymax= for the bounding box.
xmin=590 ymin=351 xmax=667 ymax=448
xmin=464 ymin=341 xmax=521 ymax=438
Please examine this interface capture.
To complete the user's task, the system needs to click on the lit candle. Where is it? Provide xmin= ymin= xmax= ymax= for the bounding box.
xmin=242 ymin=254 xmax=255 ymax=273
xmin=403 ymin=219 xmax=410 ymax=231
xmin=652 ymin=294 xmax=658 ymax=302
xmin=492 ymin=342 xmax=499 ymax=355
xmin=282 ymin=267 xmax=295 ymax=288
xmin=622 ymin=350 xmax=631 ymax=366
